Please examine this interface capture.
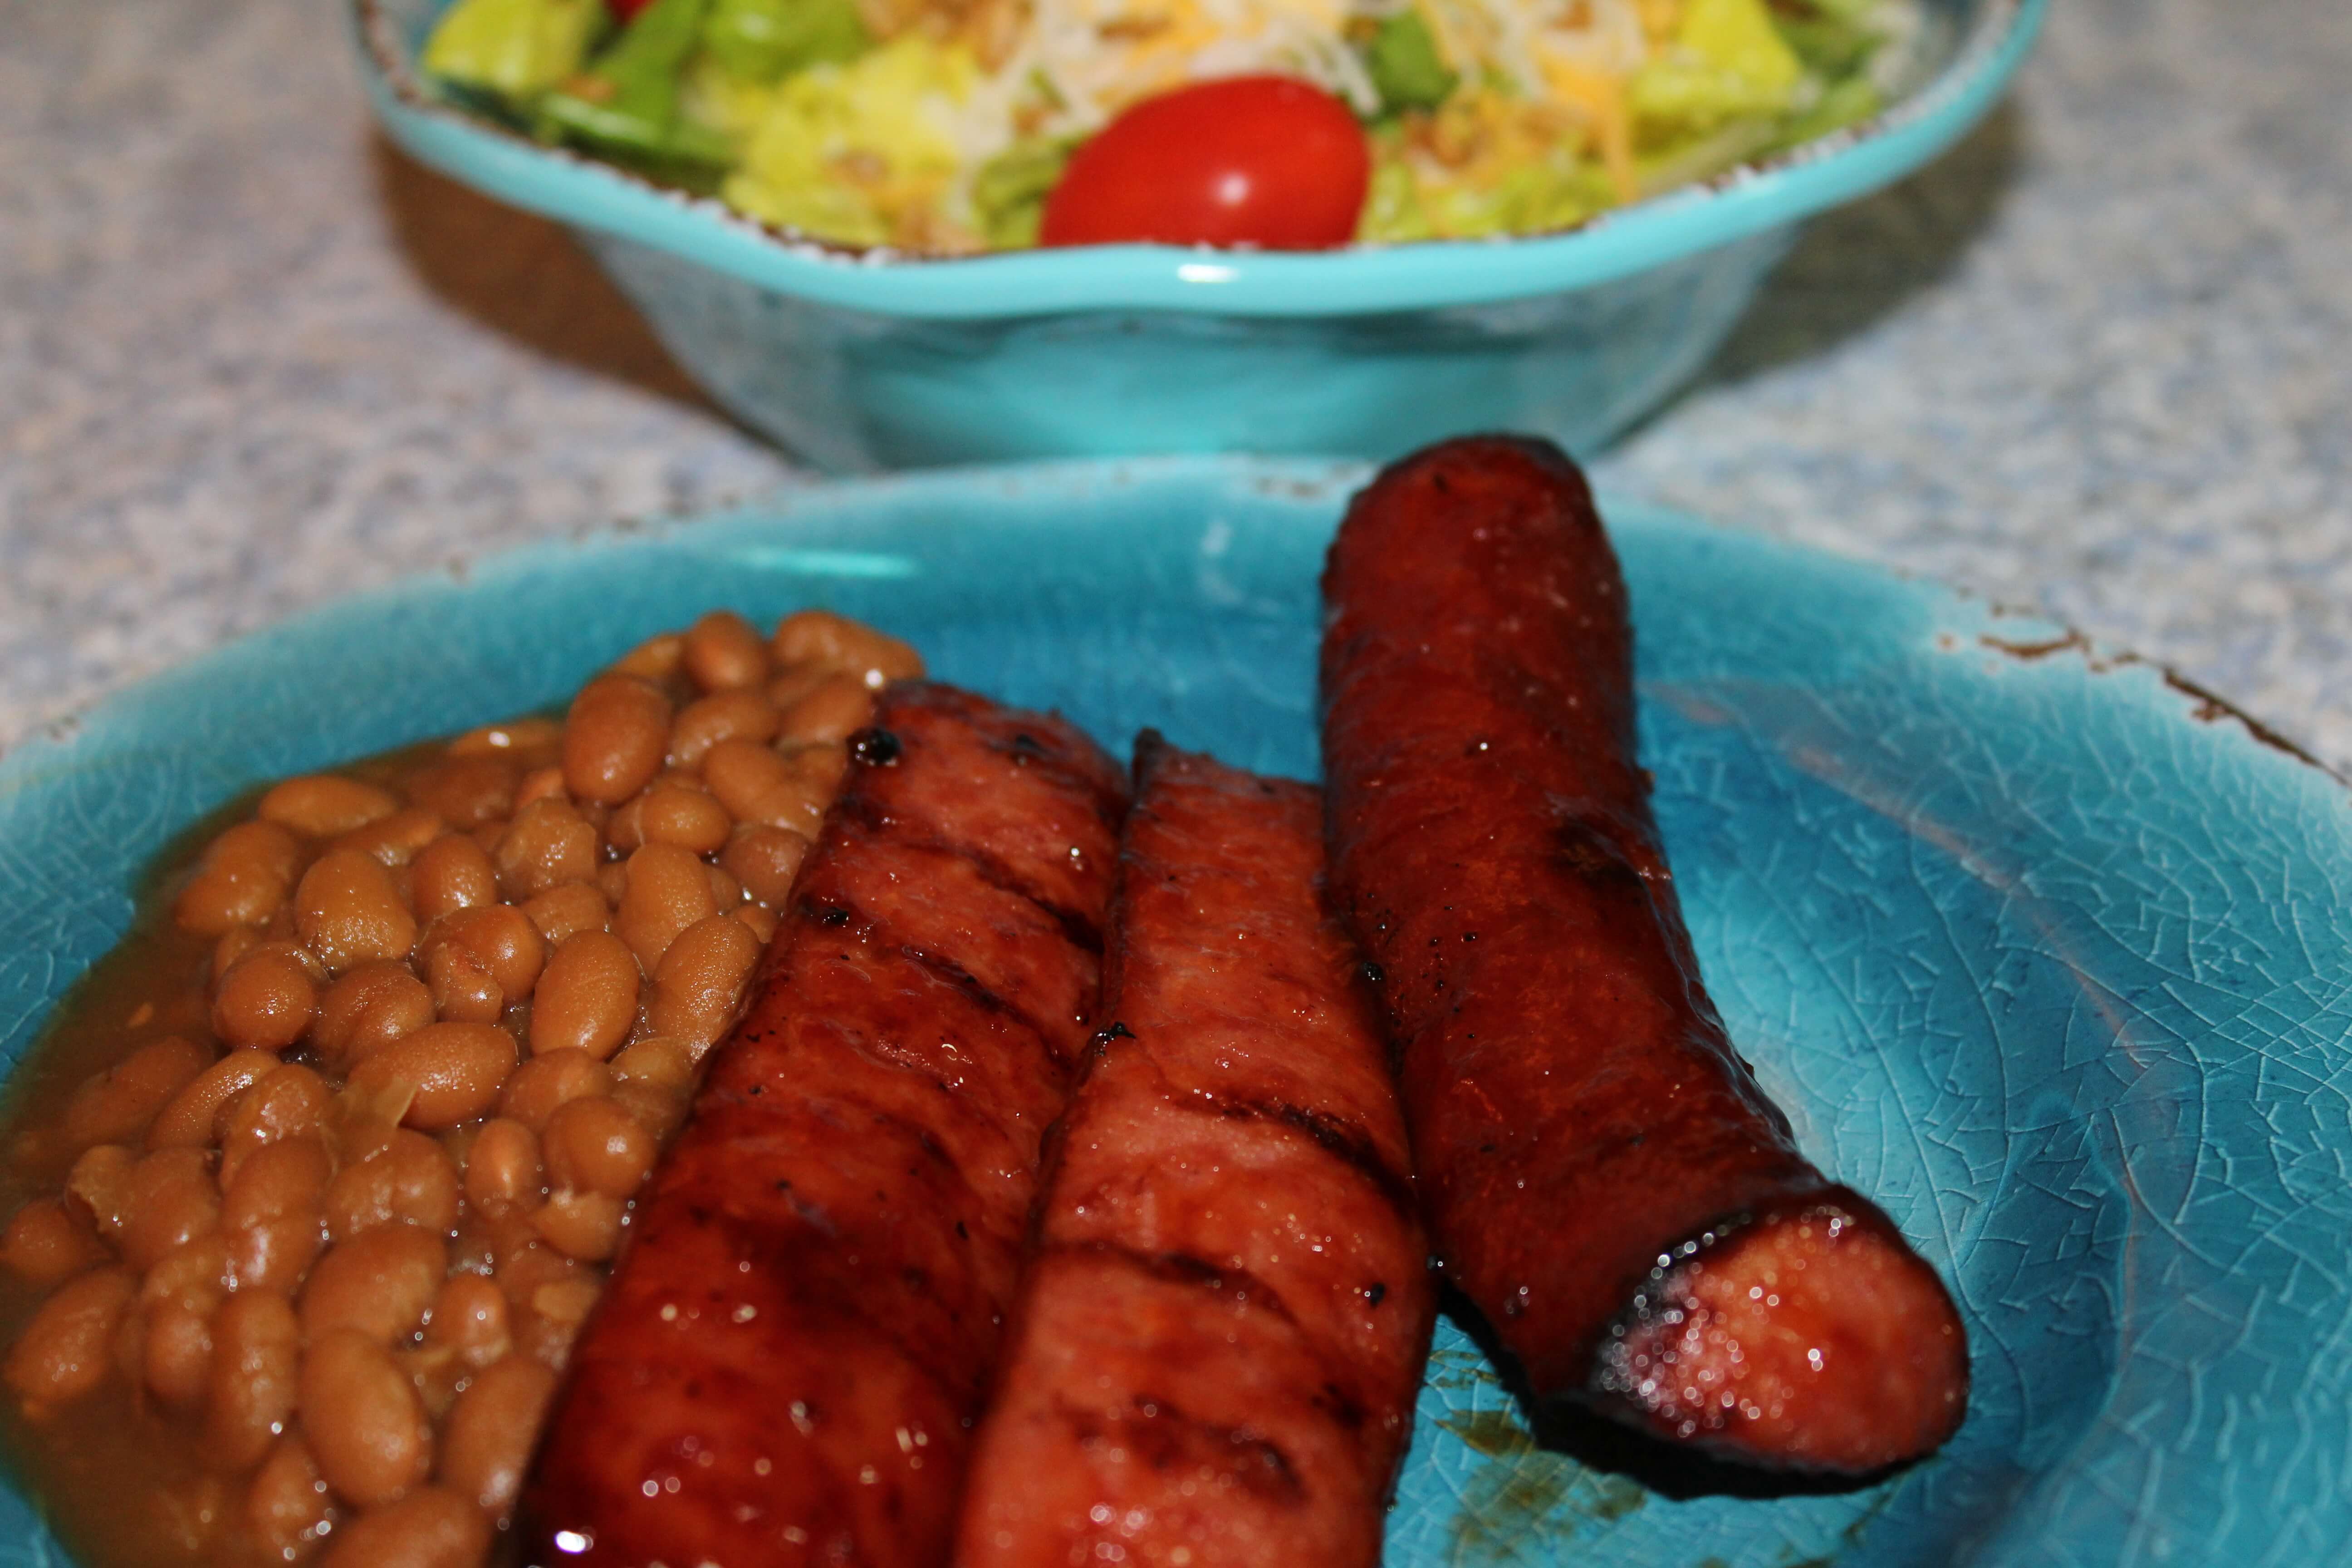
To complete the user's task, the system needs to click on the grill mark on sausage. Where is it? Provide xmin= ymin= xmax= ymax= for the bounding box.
xmin=1050 ymin=1396 xmax=1307 ymax=1503
xmin=784 ymin=888 xmax=1072 ymax=1054
xmin=1044 ymin=1240 xmax=1301 ymax=1331
xmin=1176 ymin=1093 xmax=1416 ymax=1220
xmin=828 ymin=798 xmax=1107 ymax=956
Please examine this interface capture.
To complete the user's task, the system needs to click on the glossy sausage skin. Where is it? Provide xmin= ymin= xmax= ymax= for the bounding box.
xmin=522 ymin=683 xmax=1127 ymax=1566
xmin=956 ymin=738 xmax=1435 ymax=1568
xmin=1319 ymin=437 xmax=1967 ymax=1474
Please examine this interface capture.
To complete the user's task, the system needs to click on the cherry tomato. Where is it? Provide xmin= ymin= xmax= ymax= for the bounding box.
xmin=1039 ymin=75 xmax=1372 ymax=250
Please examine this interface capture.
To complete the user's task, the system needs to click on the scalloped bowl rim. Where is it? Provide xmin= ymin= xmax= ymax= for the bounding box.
xmin=350 ymin=0 xmax=2044 ymax=320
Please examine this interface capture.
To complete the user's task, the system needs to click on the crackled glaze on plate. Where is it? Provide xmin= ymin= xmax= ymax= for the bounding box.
xmin=2 ymin=460 xmax=2347 ymax=1566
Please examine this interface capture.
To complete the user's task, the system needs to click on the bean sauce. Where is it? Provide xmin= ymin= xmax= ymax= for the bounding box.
xmin=0 ymin=608 xmax=919 ymax=1566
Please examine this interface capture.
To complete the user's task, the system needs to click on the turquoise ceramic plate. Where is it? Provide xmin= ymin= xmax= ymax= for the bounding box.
xmin=3 ymin=460 xmax=2347 ymax=1565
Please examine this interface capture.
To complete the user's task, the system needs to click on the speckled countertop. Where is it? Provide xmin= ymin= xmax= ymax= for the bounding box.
xmin=4 ymin=0 xmax=2347 ymax=764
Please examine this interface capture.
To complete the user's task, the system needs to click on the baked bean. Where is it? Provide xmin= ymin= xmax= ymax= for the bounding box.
xmin=610 ymin=1036 xmax=695 ymax=1093
xmin=448 ymin=717 xmax=563 ymax=758
xmin=788 ymin=737 xmax=851 ymax=795
xmin=247 ymin=1433 xmax=334 ymax=1561
xmin=175 ymin=821 xmax=302 ymax=936
xmin=142 ymin=1233 xmax=234 ymax=1316
xmin=611 ymin=1079 xmax=690 ymax=1143
xmin=323 ymin=1485 xmax=489 ymax=1568
xmin=493 ymin=798 xmax=598 ymax=900
xmin=206 ymin=1287 xmax=301 ymax=1471
xmin=423 ymin=941 xmax=503 ymax=1024
xmin=462 ymin=1119 xmax=542 ymax=1215
xmin=300 ymin=1222 xmax=447 ymax=1345
xmin=211 ymin=924 xmax=263 ymax=986
xmin=771 ymin=608 xmax=923 ymax=687
xmin=563 ymin=674 xmax=672 ymax=806
xmin=535 ymin=1189 xmax=624 ymax=1262
xmin=312 ymin=963 xmax=435 ymax=1070
xmin=302 ymin=1328 xmax=432 ymax=1508
xmin=295 ymin=851 xmax=417 ymax=975
xmin=345 ymin=1024 xmax=517 ymax=1131
xmin=638 ymin=780 xmax=734 ymax=856
xmin=65 ymin=1143 xmax=137 ymax=1235
xmin=144 ymin=1300 xmax=213 ymax=1407
xmin=119 ymin=1147 xmax=221 ymax=1271
xmin=683 ymin=608 xmax=772 ymax=692
xmin=332 ymin=807 xmax=447 ymax=871
xmin=514 ymin=766 xmax=566 ymax=808
xmin=218 ymin=1065 xmax=333 ymax=1186
xmin=601 ymin=792 xmax=647 ymax=856
xmin=221 ymin=1134 xmax=333 ymax=1230
xmin=225 ymin=1213 xmax=326 ymax=1298
xmin=736 ymin=901 xmax=780 ymax=946
xmin=544 ymin=1097 xmax=657 ymax=1200
xmin=496 ymin=1050 xmax=613 ymax=1133
xmin=259 ymin=775 xmax=401 ymax=838
xmin=62 ymin=1034 xmax=211 ymax=1149
xmin=703 ymin=738 xmax=827 ymax=836
xmin=439 ymin=1353 xmax=559 ymax=1519
xmin=722 ymin=821 xmax=813 ymax=906
xmin=609 ymin=631 xmax=684 ymax=682
xmin=650 ymin=912 xmax=764 ymax=1049
xmin=0 ymin=1198 xmax=106 ymax=1286
xmin=408 ymin=833 xmax=499 ymax=922
xmin=529 ymin=932 xmax=639 ymax=1060
xmin=212 ymin=945 xmax=320 ymax=1052
xmin=519 ymin=1279 xmax=603 ymax=1372
xmin=4 ymin=1265 xmax=134 ymax=1411
xmin=779 ymin=673 xmax=877 ymax=744
xmin=667 ymin=686 xmax=782 ymax=769
xmin=520 ymin=881 xmax=608 ymax=944
xmin=615 ymin=841 xmax=718 ymax=972
xmin=421 ymin=903 xmax=544 ymax=1001
xmin=423 ymin=1274 xmax=510 ymax=1369
xmin=404 ymin=753 xmax=519 ymax=828
xmin=146 ymin=1049 xmax=275 ymax=1150
xmin=325 ymin=1131 xmax=461 ymax=1241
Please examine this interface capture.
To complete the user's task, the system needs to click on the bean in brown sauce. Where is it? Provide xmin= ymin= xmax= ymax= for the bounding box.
xmin=258 ymin=776 xmax=400 ymax=838
xmin=528 ymin=932 xmax=639 ymax=1060
xmin=0 ymin=1199 xmax=107 ymax=1287
xmin=301 ymin=1328 xmax=432 ymax=1508
xmin=323 ymin=1483 xmax=489 ymax=1568
xmin=62 ymin=1036 xmax=211 ymax=1151
xmin=210 ymin=945 xmax=320 ymax=1054
xmin=0 ymin=602 xmax=907 ymax=1568
xmin=4 ymin=1266 xmax=135 ymax=1412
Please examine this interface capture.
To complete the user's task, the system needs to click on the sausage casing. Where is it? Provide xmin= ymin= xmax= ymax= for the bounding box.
xmin=522 ymin=683 xmax=1127 ymax=1565
xmin=1319 ymin=437 xmax=1967 ymax=1474
xmin=956 ymin=737 xmax=1434 ymax=1567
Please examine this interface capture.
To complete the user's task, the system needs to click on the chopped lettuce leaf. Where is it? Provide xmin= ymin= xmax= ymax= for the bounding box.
xmin=1356 ymin=142 xmax=1433 ymax=243
xmin=1771 ymin=6 xmax=1881 ymax=77
xmin=542 ymin=0 xmax=735 ymax=163
xmin=1631 ymin=0 xmax=1804 ymax=135
xmin=1359 ymin=98 xmax=1617 ymax=242
xmin=722 ymin=35 xmax=977 ymax=248
xmin=701 ymin=0 xmax=871 ymax=84
xmin=1364 ymin=9 xmax=1457 ymax=115
xmin=1764 ymin=70 xmax=1881 ymax=151
xmin=422 ymin=0 xmax=606 ymax=102
xmin=971 ymin=138 xmax=1073 ymax=250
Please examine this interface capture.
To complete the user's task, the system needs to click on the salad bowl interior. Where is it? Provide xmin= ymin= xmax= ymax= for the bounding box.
xmin=351 ymin=0 xmax=2041 ymax=469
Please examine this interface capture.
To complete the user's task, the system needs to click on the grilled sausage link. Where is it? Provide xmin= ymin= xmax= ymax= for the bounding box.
xmin=523 ymin=683 xmax=1127 ymax=1566
xmin=956 ymin=737 xmax=1435 ymax=1567
xmin=1318 ymin=437 xmax=1967 ymax=1475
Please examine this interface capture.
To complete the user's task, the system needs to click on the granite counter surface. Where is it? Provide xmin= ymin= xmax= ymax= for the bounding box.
xmin=5 ymin=0 xmax=2349 ymax=762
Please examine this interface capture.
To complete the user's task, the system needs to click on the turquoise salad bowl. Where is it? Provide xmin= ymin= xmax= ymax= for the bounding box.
xmin=350 ymin=0 xmax=2042 ymax=470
